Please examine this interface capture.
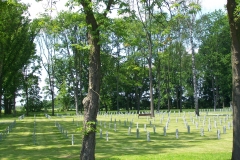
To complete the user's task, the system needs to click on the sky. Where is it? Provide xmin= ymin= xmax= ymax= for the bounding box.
xmin=23 ymin=0 xmax=227 ymax=19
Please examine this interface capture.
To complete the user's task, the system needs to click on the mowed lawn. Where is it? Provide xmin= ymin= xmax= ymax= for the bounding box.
xmin=0 ymin=109 xmax=233 ymax=160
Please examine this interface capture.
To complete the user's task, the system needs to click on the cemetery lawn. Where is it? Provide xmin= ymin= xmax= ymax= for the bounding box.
xmin=0 ymin=109 xmax=232 ymax=160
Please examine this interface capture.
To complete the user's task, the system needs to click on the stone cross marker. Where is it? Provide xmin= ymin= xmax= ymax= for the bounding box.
xmin=128 ymin=127 xmax=131 ymax=135
xmin=200 ymin=128 xmax=204 ymax=136
xmin=136 ymin=128 xmax=139 ymax=138
xmin=217 ymin=129 xmax=221 ymax=139
xmin=106 ymin=131 xmax=109 ymax=141
xmin=147 ymin=131 xmax=150 ymax=141
xmin=176 ymin=129 xmax=179 ymax=139
xmin=187 ymin=125 xmax=190 ymax=133
xmin=100 ymin=129 xmax=102 ymax=138
xmin=163 ymin=126 xmax=166 ymax=136
xmin=72 ymin=134 xmax=74 ymax=145
xmin=223 ymin=126 xmax=226 ymax=134
xmin=208 ymin=124 xmax=211 ymax=132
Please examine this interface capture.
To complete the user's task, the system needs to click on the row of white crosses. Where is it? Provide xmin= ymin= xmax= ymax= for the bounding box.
xmin=0 ymin=120 xmax=16 ymax=141
xmin=96 ymin=109 xmax=232 ymax=141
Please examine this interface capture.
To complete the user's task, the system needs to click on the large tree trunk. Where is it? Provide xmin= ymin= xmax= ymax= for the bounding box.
xmin=79 ymin=1 xmax=114 ymax=159
xmin=80 ymin=3 xmax=101 ymax=160
xmin=80 ymin=32 xmax=100 ymax=160
xmin=227 ymin=1 xmax=240 ymax=159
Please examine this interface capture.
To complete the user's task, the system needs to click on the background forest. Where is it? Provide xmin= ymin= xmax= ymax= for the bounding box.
xmin=0 ymin=0 xmax=231 ymax=116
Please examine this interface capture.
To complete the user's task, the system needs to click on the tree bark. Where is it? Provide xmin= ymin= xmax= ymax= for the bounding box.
xmin=0 ymin=80 xmax=2 ymax=116
xmin=80 ymin=23 xmax=100 ymax=160
xmin=157 ymin=58 xmax=161 ymax=112
xmin=79 ymin=1 xmax=102 ymax=159
xmin=190 ymin=32 xmax=199 ymax=116
xmin=135 ymin=86 xmax=140 ymax=114
xmin=227 ymin=1 xmax=240 ymax=159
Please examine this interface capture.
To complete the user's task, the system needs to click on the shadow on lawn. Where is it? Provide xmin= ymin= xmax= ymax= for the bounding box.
xmin=0 ymin=113 xmax=232 ymax=160
xmin=0 ymin=116 xmax=81 ymax=160
xmin=94 ymin=132 xmax=203 ymax=159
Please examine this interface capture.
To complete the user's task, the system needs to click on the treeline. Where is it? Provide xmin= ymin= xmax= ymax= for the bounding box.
xmin=0 ymin=1 xmax=40 ymax=116
xmin=0 ymin=0 xmax=231 ymax=116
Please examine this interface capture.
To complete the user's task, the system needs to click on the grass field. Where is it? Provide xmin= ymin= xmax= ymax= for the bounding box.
xmin=0 ymin=109 xmax=233 ymax=160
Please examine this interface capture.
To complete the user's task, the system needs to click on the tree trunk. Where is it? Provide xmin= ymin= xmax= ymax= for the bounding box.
xmin=80 ymin=3 xmax=101 ymax=160
xmin=13 ymin=92 xmax=16 ymax=117
xmin=50 ymin=80 xmax=54 ymax=116
xmin=0 ymin=80 xmax=2 ymax=116
xmin=79 ymin=0 xmax=114 ymax=159
xmin=80 ymin=32 xmax=100 ymax=160
xmin=179 ymin=43 xmax=183 ymax=112
xmin=135 ymin=86 xmax=140 ymax=114
xmin=148 ymin=55 xmax=154 ymax=117
xmin=126 ymin=94 xmax=130 ymax=113
xmin=74 ymin=87 xmax=79 ymax=114
xmin=116 ymin=44 xmax=120 ymax=113
xmin=227 ymin=1 xmax=240 ymax=159
xmin=212 ymin=76 xmax=216 ymax=111
xmin=167 ymin=51 xmax=171 ymax=112
xmin=157 ymin=58 xmax=161 ymax=112
xmin=190 ymin=32 xmax=199 ymax=116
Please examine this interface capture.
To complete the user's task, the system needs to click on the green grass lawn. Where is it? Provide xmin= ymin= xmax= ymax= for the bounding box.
xmin=0 ymin=109 xmax=233 ymax=160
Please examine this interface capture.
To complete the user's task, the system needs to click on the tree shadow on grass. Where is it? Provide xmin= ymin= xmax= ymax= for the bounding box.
xmin=94 ymin=126 xmax=231 ymax=160
xmin=0 ymin=114 xmax=232 ymax=160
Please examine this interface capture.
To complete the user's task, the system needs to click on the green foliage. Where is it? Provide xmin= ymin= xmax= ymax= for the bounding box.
xmin=197 ymin=10 xmax=231 ymax=107
xmin=0 ymin=0 xmax=38 ymax=115
xmin=55 ymin=81 xmax=71 ymax=111
xmin=77 ymin=121 xmax=97 ymax=135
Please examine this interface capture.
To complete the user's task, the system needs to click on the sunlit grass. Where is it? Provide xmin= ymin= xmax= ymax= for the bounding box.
xmin=0 ymin=109 xmax=233 ymax=160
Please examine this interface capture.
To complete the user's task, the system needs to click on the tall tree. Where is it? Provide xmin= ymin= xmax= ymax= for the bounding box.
xmin=196 ymin=10 xmax=231 ymax=109
xmin=53 ymin=11 xmax=88 ymax=114
xmin=74 ymin=0 xmax=116 ymax=159
xmin=227 ymin=0 xmax=240 ymax=159
xmin=0 ymin=0 xmax=37 ymax=116
xmin=182 ymin=0 xmax=201 ymax=115
xmin=36 ymin=15 xmax=58 ymax=116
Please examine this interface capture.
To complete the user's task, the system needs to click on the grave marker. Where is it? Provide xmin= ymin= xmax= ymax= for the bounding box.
xmin=200 ymin=128 xmax=204 ymax=136
xmin=163 ymin=126 xmax=166 ymax=136
xmin=136 ymin=128 xmax=139 ymax=138
xmin=187 ymin=125 xmax=190 ymax=133
xmin=147 ymin=131 xmax=150 ymax=141
xmin=176 ymin=129 xmax=179 ymax=139
xmin=106 ymin=131 xmax=109 ymax=141
xmin=208 ymin=124 xmax=211 ymax=132
xmin=128 ymin=127 xmax=131 ymax=135
xmin=100 ymin=129 xmax=102 ymax=138
xmin=223 ymin=126 xmax=226 ymax=134
xmin=217 ymin=129 xmax=221 ymax=139
xmin=72 ymin=134 xmax=74 ymax=145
